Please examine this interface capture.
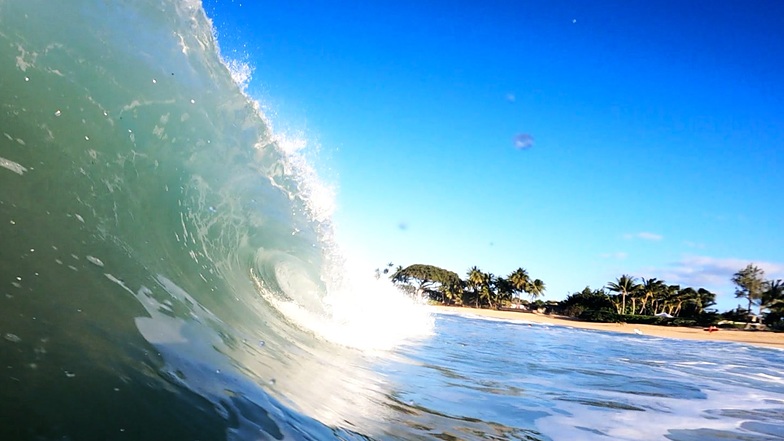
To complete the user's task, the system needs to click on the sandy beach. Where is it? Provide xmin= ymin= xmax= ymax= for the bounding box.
xmin=431 ymin=305 xmax=784 ymax=350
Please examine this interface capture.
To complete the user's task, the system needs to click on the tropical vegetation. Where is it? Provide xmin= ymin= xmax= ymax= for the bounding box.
xmin=387 ymin=264 xmax=546 ymax=309
xmin=380 ymin=261 xmax=784 ymax=330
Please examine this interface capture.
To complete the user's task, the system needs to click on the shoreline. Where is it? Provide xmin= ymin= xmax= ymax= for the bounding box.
xmin=430 ymin=305 xmax=784 ymax=350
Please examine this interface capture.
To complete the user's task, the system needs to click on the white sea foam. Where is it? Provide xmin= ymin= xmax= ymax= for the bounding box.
xmin=258 ymin=258 xmax=433 ymax=352
xmin=0 ymin=156 xmax=27 ymax=175
xmin=535 ymin=362 xmax=779 ymax=440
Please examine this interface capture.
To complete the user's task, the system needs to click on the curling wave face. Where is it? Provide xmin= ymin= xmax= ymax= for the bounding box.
xmin=0 ymin=1 xmax=432 ymax=439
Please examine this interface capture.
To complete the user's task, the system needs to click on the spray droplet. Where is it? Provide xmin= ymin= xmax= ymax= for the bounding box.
xmin=513 ymin=133 xmax=534 ymax=150
xmin=86 ymin=256 xmax=104 ymax=267
xmin=64 ymin=370 xmax=76 ymax=378
xmin=258 ymin=341 xmax=265 ymax=347
xmin=54 ymin=110 xmax=61 ymax=117
xmin=269 ymin=378 xmax=276 ymax=385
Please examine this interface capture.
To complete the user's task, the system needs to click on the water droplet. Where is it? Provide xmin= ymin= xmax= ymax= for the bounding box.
xmin=258 ymin=341 xmax=265 ymax=347
xmin=24 ymin=77 xmax=29 ymax=82
xmin=152 ymin=79 xmax=157 ymax=84
xmin=269 ymin=378 xmax=276 ymax=385
xmin=64 ymin=370 xmax=76 ymax=378
xmin=190 ymin=99 xmax=195 ymax=104
xmin=84 ymin=136 xmax=90 ymax=141
xmin=54 ymin=110 xmax=61 ymax=117
xmin=215 ymin=369 xmax=221 ymax=374
xmin=4 ymin=333 xmax=21 ymax=343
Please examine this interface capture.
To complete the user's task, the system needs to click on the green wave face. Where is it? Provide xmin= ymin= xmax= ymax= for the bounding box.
xmin=0 ymin=1 xmax=369 ymax=439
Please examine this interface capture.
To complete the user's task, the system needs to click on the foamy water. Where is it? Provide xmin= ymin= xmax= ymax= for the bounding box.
xmin=375 ymin=313 xmax=784 ymax=440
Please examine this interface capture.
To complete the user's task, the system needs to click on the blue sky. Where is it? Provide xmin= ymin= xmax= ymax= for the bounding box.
xmin=203 ymin=0 xmax=784 ymax=310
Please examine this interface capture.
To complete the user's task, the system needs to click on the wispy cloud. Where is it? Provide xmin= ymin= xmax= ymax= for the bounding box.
xmin=600 ymin=251 xmax=628 ymax=260
xmin=655 ymin=256 xmax=784 ymax=292
xmin=623 ymin=232 xmax=663 ymax=241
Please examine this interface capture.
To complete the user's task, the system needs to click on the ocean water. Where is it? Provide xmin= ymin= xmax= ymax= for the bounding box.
xmin=1 ymin=1 xmax=783 ymax=440
xmin=393 ymin=313 xmax=784 ymax=440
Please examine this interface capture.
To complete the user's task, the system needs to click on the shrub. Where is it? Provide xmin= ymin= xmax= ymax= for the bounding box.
xmin=575 ymin=311 xmax=699 ymax=327
xmin=579 ymin=309 xmax=621 ymax=323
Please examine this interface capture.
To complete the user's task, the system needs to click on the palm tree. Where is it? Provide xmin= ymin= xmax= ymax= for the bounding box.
xmin=508 ymin=268 xmax=531 ymax=300
xmin=761 ymin=279 xmax=784 ymax=328
xmin=662 ymin=284 xmax=681 ymax=316
xmin=441 ymin=278 xmax=464 ymax=305
xmin=466 ymin=266 xmax=485 ymax=308
xmin=527 ymin=279 xmax=546 ymax=302
xmin=697 ymin=288 xmax=716 ymax=308
xmin=639 ymin=278 xmax=665 ymax=315
xmin=674 ymin=287 xmax=698 ymax=317
xmin=495 ymin=277 xmax=514 ymax=305
xmin=480 ymin=273 xmax=496 ymax=308
xmin=762 ymin=279 xmax=784 ymax=313
xmin=606 ymin=275 xmax=638 ymax=315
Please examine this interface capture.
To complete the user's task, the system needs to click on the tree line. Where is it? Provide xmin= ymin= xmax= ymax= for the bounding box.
xmin=380 ymin=263 xmax=546 ymax=309
xmin=381 ymin=262 xmax=784 ymax=329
